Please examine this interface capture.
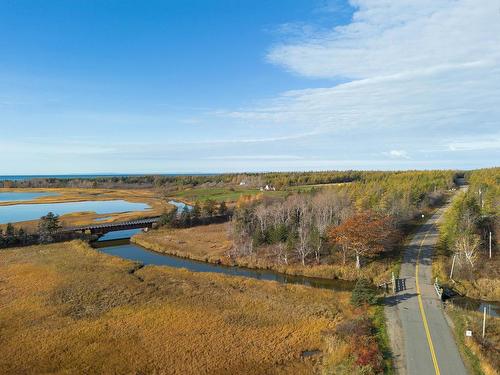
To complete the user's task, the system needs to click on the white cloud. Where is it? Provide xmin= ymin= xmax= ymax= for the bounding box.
xmin=386 ymin=150 xmax=410 ymax=159
xmin=204 ymin=155 xmax=304 ymax=160
xmin=268 ymin=0 xmax=500 ymax=80
xmin=447 ymin=136 xmax=500 ymax=151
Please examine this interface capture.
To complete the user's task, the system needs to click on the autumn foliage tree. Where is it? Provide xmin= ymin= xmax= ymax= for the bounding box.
xmin=328 ymin=211 xmax=398 ymax=268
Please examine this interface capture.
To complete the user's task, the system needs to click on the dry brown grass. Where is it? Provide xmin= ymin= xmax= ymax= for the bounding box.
xmin=0 ymin=241 xmax=354 ymax=374
xmin=447 ymin=305 xmax=500 ymax=375
xmin=134 ymin=223 xmax=395 ymax=284
xmin=133 ymin=223 xmax=233 ymax=263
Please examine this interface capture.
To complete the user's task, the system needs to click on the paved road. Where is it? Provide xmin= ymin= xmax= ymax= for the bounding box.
xmin=386 ymin=192 xmax=468 ymax=375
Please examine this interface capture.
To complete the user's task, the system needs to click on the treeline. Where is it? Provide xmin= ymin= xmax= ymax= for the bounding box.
xmin=0 ymin=170 xmax=457 ymax=192
xmin=158 ymin=200 xmax=231 ymax=228
xmin=440 ymin=167 xmax=498 ymax=277
xmin=231 ymin=170 xmax=457 ymax=268
xmin=0 ymin=213 xmax=82 ymax=249
xmin=1 ymin=170 xmax=376 ymax=190
xmin=0 ymin=175 xmax=230 ymax=190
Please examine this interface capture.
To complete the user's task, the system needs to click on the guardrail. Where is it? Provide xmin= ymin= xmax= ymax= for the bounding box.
xmin=434 ymin=277 xmax=443 ymax=299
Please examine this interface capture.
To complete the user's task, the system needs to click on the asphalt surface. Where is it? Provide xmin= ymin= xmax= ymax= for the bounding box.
xmin=386 ymin=194 xmax=469 ymax=375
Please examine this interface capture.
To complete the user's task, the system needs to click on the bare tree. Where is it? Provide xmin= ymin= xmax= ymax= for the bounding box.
xmin=311 ymin=193 xmax=334 ymax=263
xmin=294 ymin=197 xmax=313 ymax=266
xmin=254 ymin=204 xmax=269 ymax=235
xmin=454 ymin=232 xmax=480 ymax=269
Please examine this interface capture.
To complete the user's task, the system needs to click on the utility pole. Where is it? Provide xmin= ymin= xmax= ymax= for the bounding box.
xmin=489 ymin=231 xmax=492 ymax=259
xmin=450 ymin=254 xmax=456 ymax=280
xmin=482 ymin=306 xmax=487 ymax=339
xmin=392 ymin=272 xmax=396 ymax=294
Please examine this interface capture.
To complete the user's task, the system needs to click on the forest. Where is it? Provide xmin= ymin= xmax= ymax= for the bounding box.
xmin=0 ymin=170 xmax=446 ymax=190
xmin=438 ymin=167 xmax=498 ymax=294
xmin=436 ymin=167 xmax=499 ymax=375
xmin=231 ymin=170 xmax=457 ymax=269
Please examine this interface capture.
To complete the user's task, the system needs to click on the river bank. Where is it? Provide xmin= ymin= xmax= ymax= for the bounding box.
xmin=131 ymin=223 xmax=395 ymax=283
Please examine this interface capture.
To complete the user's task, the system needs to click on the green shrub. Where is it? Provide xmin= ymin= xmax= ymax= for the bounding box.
xmin=351 ymin=279 xmax=377 ymax=306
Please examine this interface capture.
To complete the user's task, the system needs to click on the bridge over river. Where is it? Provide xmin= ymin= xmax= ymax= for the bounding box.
xmin=60 ymin=217 xmax=161 ymax=236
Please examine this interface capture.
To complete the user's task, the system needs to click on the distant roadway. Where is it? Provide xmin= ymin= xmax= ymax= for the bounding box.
xmin=386 ymin=188 xmax=468 ymax=375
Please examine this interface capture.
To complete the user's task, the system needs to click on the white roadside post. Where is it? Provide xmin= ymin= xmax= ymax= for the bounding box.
xmin=482 ymin=306 xmax=487 ymax=339
xmin=392 ymin=272 xmax=396 ymax=294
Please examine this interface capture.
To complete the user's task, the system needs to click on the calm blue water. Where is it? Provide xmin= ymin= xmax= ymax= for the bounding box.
xmin=0 ymin=200 xmax=151 ymax=224
xmin=98 ymin=229 xmax=143 ymax=241
xmin=168 ymin=200 xmax=193 ymax=214
xmin=0 ymin=191 xmax=58 ymax=202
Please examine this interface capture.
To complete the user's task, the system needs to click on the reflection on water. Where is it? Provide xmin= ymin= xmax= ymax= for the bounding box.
xmin=94 ymin=216 xmax=112 ymax=222
xmin=0 ymin=200 xmax=151 ymax=224
xmin=449 ymin=296 xmax=499 ymax=318
xmin=0 ymin=191 xmax=58 ymax=202
xmin=98 ymin=229 xmax=143 ymax=242
xmin=95 ymin=240 xmax=353 ymax=292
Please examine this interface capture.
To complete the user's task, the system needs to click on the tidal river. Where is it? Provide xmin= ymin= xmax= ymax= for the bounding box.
xmin=0 ymin=191 xmax=58 ymax=202
xmin=95 ymin=235 xmax=354 ymax=292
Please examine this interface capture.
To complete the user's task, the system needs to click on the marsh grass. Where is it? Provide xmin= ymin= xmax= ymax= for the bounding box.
xmin=0 ymin=240 xmax=358 ymax=374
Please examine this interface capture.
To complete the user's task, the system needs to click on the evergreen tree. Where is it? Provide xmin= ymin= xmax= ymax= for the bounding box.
xmin=38 ymin=212 xmax=60 ymax=243
xmin=203 ymin=199 xmax=217 ymax=217
xmin=351 ymin=279 xmax=378 ymax=306
xmin=192 ymin=201 xmax=201 ymax=219
xmin=218 ymin=201 xmax=228 ymax=216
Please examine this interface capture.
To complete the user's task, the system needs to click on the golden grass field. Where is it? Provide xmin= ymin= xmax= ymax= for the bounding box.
xmin=0 ymin=187 xmax=167 ymax=231
xmin=447 ymin=305 xmax=500 ymax=375
xmin=133 ymin=223 xmax=395 ymax=284
xmin=0 ymin=241 xmax=359 ymax=374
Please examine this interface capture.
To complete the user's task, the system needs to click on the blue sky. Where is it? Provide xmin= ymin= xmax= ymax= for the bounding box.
xmin=1 ymin=0 xmax=499 ymax=174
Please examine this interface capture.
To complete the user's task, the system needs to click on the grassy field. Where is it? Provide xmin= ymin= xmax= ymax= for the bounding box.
xmin=133 ymin=223 xmax=396 ymax=284
xmin=0 ymin=240 xmax=364 ymax=374
xmin=167 ymin=183 xmax=348 ymax=204
xmin=132 ymin=223 xmax=233 ymax=263
xmin=169 ymin=186 xmax=286 ymax=203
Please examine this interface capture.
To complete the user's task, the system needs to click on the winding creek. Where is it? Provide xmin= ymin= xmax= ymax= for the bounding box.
xmin=95 ymin=237 xmax=354 ymax=291
xmin=93 ymin=233 xmax=500 ymax=317
xmin=1 ymin=191 xmax=498 ymax=316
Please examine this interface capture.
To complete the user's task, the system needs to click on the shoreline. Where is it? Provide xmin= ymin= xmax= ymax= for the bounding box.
xmin=131 ymin=231 xmax=391 ymax=283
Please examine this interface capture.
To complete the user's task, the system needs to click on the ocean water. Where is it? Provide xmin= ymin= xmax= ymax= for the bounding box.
xmin=0 ymin=173 xmax=216 ymax=181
